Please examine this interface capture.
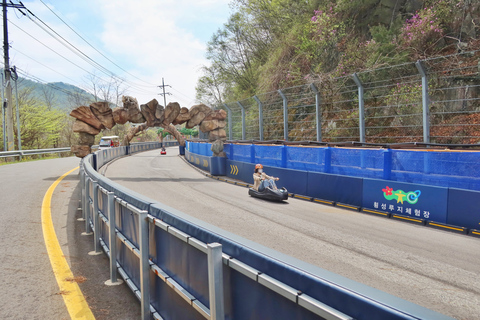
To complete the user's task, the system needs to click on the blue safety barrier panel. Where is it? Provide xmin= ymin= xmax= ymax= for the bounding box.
xmin=186 ymin=141 xmax=213 ymax=156
xmin=185 ymin=149 xmax=226 ymax=176
xmin=363 ymin=179 xmax=448 ymax=222
xmin=307 ymin=172 xmax=363 ymax=207
xmin=447 ymin=188 xmax=480 ymax=230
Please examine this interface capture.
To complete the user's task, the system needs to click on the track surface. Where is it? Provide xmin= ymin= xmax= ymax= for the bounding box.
xmin=0 ymin=157 xmax=140 ymax=320
xmin=105 ymin=148 xmax=480 ymax=320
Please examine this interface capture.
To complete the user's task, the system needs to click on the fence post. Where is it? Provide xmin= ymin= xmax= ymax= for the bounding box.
xmin=207 ymin=243 xmax=225 ymax=320
xmin=90 ymin=181 xmax=102 ymax=254
xmin=236 ymin=101 xmax=246 ymax=140
xmin=223 ymin=104 xmax=233 ymax=140
xmin=253 ymin=95 xmax=264 ymax=141
xmin=84 ymin=177 xmax=93 ymax=235
xmin=278 ymin=90 xmax=288 ymax=141
xmin=415 ymin=60 xmax=430 ymax=144
xmin=352 ymin=73 xmax=366 ymax=143
xmin=310 ymin=83 xmax=322 ymax=142
xmin=105 ymin=191 xmax=122 ymax=285
xmin=80 ymin=168 xmax=86 ymax=221
xmin=138 ymin=210 xmax=150 ymax=320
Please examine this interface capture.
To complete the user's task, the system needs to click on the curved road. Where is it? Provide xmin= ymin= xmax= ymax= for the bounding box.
xmin=0 ymin=157 xmax=140 ymax=320
xmin=104 ymin=148 xmax=480 ymax=320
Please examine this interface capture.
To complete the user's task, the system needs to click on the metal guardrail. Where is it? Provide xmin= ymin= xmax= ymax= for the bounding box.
xmin=0 ymin=145 xmax=102 ymax=159
xmin=78 ymin=142 xmax=454 ymax=320
xmin=0 ymin=147 xmax=71 ymax=158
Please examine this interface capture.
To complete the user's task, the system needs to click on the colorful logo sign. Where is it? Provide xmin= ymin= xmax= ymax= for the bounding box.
xmin=382 ymin=186 xmax=421 ymax=205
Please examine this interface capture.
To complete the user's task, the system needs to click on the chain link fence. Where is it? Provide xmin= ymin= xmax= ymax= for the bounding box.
xmin=220 ymin=50 xmax=480 ymax=144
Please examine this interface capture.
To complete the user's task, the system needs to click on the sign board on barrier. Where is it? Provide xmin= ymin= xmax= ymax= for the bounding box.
xmin=363 ymin=179 xmax=448 ymax=223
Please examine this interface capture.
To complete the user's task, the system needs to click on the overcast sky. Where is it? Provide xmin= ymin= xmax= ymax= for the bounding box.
xmin=7 ymin=0 xmax=232 ymax=108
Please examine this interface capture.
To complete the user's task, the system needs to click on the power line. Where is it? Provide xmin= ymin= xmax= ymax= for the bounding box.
xmin=12 ymin=1 xmax=159 ymax=96
xmin=39 ymin=0 xmax=159 ymax=88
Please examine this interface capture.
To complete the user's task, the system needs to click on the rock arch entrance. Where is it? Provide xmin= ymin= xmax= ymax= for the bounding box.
xmin=70 ymin=96 xmax=227 ymax=158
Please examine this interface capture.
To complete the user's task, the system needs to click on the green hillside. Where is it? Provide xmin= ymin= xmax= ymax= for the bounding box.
xmin=16 ymin=77 xmax=95 ymax=111
xmin=196 ymin=0 xmax=480 ymax=103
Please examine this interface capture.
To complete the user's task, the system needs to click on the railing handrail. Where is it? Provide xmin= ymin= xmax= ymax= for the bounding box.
xmin=79 ymin=141 xmax=453 ymax=320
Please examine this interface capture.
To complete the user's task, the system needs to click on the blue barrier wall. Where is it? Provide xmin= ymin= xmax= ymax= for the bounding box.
xmin=224 ymin=143 xmax=480 ymax=191
xmin=194 ymin=142 xmax=480 ymax=229
xmin=185 ymin=149 xmax=226 ymax=176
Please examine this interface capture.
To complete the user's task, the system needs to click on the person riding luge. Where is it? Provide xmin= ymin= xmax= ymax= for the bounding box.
xmin=249 ymin=164 xmax=288 ymax=201
xmin=253 ymin=164 xmax=279 ymax=191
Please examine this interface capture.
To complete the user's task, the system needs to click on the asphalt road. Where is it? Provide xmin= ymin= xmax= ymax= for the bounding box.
xmin=104 ymin=148 xmax=480 ymax=320
xmin=0 ymin=156 xmax=140 ymax=320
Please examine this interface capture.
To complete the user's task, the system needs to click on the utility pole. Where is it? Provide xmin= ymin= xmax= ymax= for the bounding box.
xmin=158 ymin=78 xmax=171 ymax=107
xmin=2 ymin=0 xmax=26 ymax=151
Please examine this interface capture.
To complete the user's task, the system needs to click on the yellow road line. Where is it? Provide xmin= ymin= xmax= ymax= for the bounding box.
xmin=41 ymin=166 xmax=95 ymax=320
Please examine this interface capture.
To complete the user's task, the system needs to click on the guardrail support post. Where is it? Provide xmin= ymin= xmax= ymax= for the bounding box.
xmin=138 ymin=210 xmax=150 ymax=320
xmin=278 ymin=89 xmax=288 ymax=141
xmin=83 ymin=177 xmax=93 ymax=235
xmin=352 ymin=73 xmax=366 ymax=143
xmin=310 ymin=83 xmax=322 ymax=142
xmin=253 ymin=95 xmax=264 ymax=141
xmin=90 ymin=181 xmax=102 ymax=255
xmin=223 ymin=104 xmax=233 ymax=140
xmin=236 ymin=101 xmax=246 ymax=140
xmin=105 ymin=191 xmax=122 ymax=285
xmin=80 ymin=168 xmax=86 ymax=221
xmin=207 ymin=243 xmax=225 ymax=320
xmin=416 ymin=60 xmax=430 ymax=144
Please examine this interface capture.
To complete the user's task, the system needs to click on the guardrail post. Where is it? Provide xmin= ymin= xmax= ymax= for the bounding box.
xmin=236 ymin=101 xmax=246 ymax=140
xmin=138 ymin=210 xmax=150 ymax=320
xmin=223 ymin=104 xmax=232 ymax=140
xmin=83 ymin=177 xmax=93 ymax=235
xmin=80 ymin=168 xmax=86 ymax=221
xmin=352 ymin=73 xmax=366 ymax=143
xmin=90 ymin=181 xmax=102 ymax=255
xmin=253 ymin=95 xmax=264 ymax=141
xmin=278 ymin=89 xmax=288 ymax=141
xmin=207 ymin=243 xmax=225 ymax=320
xmin=105 ymin=191 xmax=122 ymax=285
xmin=310 ymin=83 xmax=322 ymax=142
xmin=415 ymin=60 xmax=430 ymax=144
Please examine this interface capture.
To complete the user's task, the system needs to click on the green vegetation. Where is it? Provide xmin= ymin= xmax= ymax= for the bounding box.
xmin=196 ymin=0 xmax=479 ymax=104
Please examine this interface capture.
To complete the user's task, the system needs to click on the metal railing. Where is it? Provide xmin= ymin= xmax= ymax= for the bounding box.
xmin=79 ymin=142 xmax=453 ymax=320
xmin=220 ymin=51 xmax=480 ymax=145
xmin=0 ymin=146 xmax=72 ymax=159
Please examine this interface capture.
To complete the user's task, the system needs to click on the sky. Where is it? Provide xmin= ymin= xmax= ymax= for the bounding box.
xmin=6 ymin=0 xmax=232 ymax=108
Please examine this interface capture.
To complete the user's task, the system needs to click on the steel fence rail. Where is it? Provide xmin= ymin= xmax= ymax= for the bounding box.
xmin=217 ymin=51 xmax=480 ymax=145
